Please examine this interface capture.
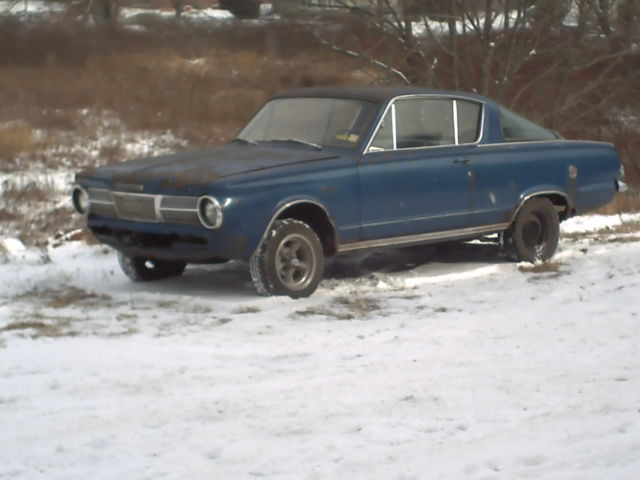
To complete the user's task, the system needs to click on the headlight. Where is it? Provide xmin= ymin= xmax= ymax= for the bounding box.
xmin=197 ymin=196 xmax=223 ymax=229
xmin=71 ymin=186 xmax=90 ymax=215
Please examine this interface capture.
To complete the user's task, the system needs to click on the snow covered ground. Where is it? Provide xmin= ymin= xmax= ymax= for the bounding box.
xmin=1 ymin=214 xmax=640 ymax=479
xmin=0 ymin=0 xmax=263 ymax=22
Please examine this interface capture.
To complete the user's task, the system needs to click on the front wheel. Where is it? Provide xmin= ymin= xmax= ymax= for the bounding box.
xmin=250 ymin=219 xmax=324 ymax=298
xmin=502 ymin=198 xmax=560 ymax=262
xmin=117 ymin=252 xmax=186 ymax=282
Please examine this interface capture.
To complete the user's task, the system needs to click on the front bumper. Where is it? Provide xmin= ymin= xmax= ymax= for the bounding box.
xmin=87 ymin=216 xmax=245 ymax=263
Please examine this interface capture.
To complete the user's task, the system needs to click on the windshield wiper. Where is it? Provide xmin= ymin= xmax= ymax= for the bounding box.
xmin=264 ymin=138 xmax=323 ymax=150
xmin=231 ymin=137 xmax=257 ymax=146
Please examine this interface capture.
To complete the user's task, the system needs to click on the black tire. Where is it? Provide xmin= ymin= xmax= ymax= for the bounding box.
xmin=249 ymin=219 xmax=324 ymax=298
xmin=502 ymin=198 xmax=560 ymax=262
xmin=117 ymin=252 xmax=186 ymax=282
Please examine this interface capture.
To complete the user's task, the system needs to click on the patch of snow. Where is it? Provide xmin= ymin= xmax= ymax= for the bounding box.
xmin=0 ymin=0 xmax=64 ymax=14
xmin=120 ymin=5 xmax=234 ymax=22
xmin=561 ymin=213 xmax=640 ymax=234
xmin=0 ymin=237 xmax=46 ymax=263
xmin=0 ymin=169 xmax=73 ymax=195
xmin=412 ymin=9 xmax=527 ymax=37
xmin=260 ymin=2 xmax=273 ymax=16
xmin=0 ymin=215 xmax=639 ymax=479
xmin=1 ymin=0 xmax=237 ymax=24
xmin=0 ymin=237 xmax=25 ymax=255
xmin=563 ymin=0 xmax=581 ymax=28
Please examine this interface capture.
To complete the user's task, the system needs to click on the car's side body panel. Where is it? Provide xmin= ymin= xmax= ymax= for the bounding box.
xmin=477 ymin=140 xmax=619 ymax=216
xmin=358 ymin=146 xmax=473 ymax=239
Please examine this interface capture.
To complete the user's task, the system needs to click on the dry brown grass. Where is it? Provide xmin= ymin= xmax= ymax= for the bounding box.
xmin=293 ymin=295 xmax=382 ymax=320
xmin=43 ymin=286 xmax=109 ymax=309
xmin=0 ymin=18 xmax=372 ymax=244
xmin=0 ymin=313 xmax=79 ymax=338
xmin=232 ymin=306 xmax=262 ymax=314
xmin=518 ymin=262 xmax=565 ymax=274
xmin=0 ymin=240 xmax=8 ymax=261
xmin=0 ymin=19 xmax=367 ymax=148
xmin=0 ymin=209 xmax=20 ymax=221
xmin=518 ymin=261 xmax=570 ymax=281
xmin=13 ymin=285 xmax=111 ymax=308
xmin=597 ymin=192 xmax=640 ymax=215
xmin=50 ymin=228 xmax=101 ymax=246
xmin=0 ymin=124 xmax=39 ymax=166
xmin=2 ymin=319 xmax=65 ymax=334
xmin=1 ymin=183 xmax=51 ymax=202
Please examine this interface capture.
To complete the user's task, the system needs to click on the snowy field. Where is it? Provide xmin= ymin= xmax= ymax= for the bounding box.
xmin=1 ymin=214 xmax=640 ymax=479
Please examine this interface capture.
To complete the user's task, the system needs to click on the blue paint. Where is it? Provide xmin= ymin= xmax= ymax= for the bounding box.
xmin=76 ymin=87 xmax=621 ymax=262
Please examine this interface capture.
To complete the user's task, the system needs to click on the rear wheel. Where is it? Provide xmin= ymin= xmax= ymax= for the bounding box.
xmin=117 ymin=252 xmax=186 ymax=282
xmin=250 ymin=219 xmax=324 ymax=298
xmin=502 ymin=198 xmax=559 ymax=262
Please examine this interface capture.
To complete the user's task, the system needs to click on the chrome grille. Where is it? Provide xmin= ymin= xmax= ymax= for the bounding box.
xmin=88 ymin=188 xmax=112 ymax=204
xmin=91 ymin=202 xmax=118 ymax=217
xmin=112 ymin=192 xmax=158 ymax=222
xmin=88 ymin=188 xmax=117 ymax=217
xmin=159 ymin=195 xmax=199 ymax=224
xmin=85 ymin=189 xmax=201 ymax=225
xmin=161 ymin=196 xmax=198 ymax=210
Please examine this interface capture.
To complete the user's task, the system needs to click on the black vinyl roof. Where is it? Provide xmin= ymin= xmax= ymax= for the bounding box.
xmin=271 ymin=86 xmax=488 ymax=104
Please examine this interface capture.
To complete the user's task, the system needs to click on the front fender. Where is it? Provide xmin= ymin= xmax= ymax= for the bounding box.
xmin=252 ymin=195 xmax=335 ymax=256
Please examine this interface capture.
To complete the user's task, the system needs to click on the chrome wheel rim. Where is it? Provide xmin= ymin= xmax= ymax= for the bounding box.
xmin=274 ymin=233 xmax=316 ymax=291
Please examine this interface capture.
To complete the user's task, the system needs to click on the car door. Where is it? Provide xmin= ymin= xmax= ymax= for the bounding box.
xmin=457 ymin=100 xmax=519 ymax=228
xmin=357 ymin=97 xmax=475 ymax=241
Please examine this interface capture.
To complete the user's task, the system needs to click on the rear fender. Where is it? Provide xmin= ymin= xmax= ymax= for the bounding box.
xmin=509 ymin=188 xmax=572 ymax=224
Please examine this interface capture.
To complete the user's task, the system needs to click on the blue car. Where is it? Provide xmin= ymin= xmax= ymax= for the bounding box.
xmin=72 ymin=86 xmax=623 ymax=297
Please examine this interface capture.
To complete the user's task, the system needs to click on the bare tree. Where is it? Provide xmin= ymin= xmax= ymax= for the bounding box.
xmin=304 ymin=0 xmax=640 ymax=183
xmin=314 ymin=0 xmax=635 ymax=125
xmin=172 ymin=0 xmax=184 ymax=18
xmin=88 ymin=0 xmax=119 ymax=26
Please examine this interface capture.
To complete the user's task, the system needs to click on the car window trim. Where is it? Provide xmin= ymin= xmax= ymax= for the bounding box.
xmin=453 ymin=100 xmax=459 ymax=145
xmin=391 ymin=103 xmax=397 ymax=150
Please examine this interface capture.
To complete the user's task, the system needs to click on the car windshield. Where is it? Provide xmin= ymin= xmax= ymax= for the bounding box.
xmin=237 ymin=97 xmax=377 ymax=150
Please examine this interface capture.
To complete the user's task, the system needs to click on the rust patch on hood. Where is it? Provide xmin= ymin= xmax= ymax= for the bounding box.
xmin=88 ymin=144 xmax=339 ymax=189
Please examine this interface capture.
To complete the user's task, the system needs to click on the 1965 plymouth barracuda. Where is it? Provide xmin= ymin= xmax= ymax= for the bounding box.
xmin=72 ymin=86 xmax=623 ymax=297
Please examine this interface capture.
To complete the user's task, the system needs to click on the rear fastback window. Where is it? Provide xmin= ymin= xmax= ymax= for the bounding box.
xmin=500 ymin=107 xmax=557 ymax=142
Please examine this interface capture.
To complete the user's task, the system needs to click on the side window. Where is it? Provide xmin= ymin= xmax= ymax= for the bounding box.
xmin=368 ymin=97 xmax=481 ymax=151
xmin=396 ymin=98 xmax=455 ymax=148
xmin=500 ymin=106 xmax=556 ymax=142
xmin=457 ymin=100 xmax=482 ymax=144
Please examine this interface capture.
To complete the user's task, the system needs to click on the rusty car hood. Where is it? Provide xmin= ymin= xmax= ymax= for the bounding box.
xmin=83 ymin=144 xmax=339 ymax=189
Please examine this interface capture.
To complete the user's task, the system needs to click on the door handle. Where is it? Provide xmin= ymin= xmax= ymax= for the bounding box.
xmin=454 ymin=158 xmax=472 ymax=165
